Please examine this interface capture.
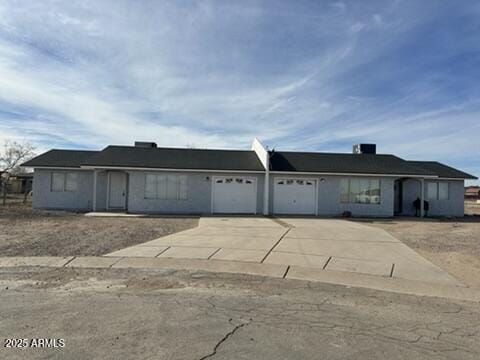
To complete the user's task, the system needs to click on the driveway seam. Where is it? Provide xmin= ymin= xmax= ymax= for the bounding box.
xmin=269 ymin=217 xmax=294 ymax=229
xmin=108 ymin=257 xmax=124 ymax=268
xmin=155 ymin=246 xmax=171 ymax=257
xmin=390 ymin=263 xmax=395 ymax=278
xmin=260 ymin=228 xmax=291 ymax=263
xmin=62 ymin=257 xmax=76 ymax=267
xmin=207 ymin=248 xmax=222 ymax=260
xmin=323 ymin=256 xmax=332 ymax=269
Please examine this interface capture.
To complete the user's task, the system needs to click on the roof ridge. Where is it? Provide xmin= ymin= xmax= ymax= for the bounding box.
xmin=273 ymin=150 xmax=397 ymax=156
xmin=49 ymin=149 xmax=100 ymax=152
xmin=105 ymin=145 xmax=255 ymax=152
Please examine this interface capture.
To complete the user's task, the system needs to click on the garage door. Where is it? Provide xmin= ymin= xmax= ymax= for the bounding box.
xmin=273 ymin=178 xmax=316 ymax=215
xmin=212 ymin=177 xmax=257 ymax=213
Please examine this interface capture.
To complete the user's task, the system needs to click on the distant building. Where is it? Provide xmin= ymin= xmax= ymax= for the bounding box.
xmin=7 ymin=173 xmax=33 ymax=193
xmin=465 ymin=186 xmax=480 ymax=201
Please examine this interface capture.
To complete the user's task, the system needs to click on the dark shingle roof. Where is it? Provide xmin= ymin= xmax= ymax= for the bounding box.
xmin=22 ymin=145 xmax=477 ymax=179
xmin=81 ymin=146 xmax=265 ymax=171
xmin=406 ymin=161 xmax=477 ymax=180
xmin=21 ymin=150 xmax=99 ymax=168
xmin=269 ymin=151 xmax=437 ymax=176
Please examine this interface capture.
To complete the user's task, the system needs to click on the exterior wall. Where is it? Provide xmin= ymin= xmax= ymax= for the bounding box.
xmin=31 ymin=167 xmax=465 ymax=217
xmin=269 ymin=174 xmax=394 ymax=217
xmin=32 ymin=169 xmax=93 ymax=210
xmin=126 ymin=170 xmax=265 ymax=214
xmin=95 ymin=171 xmax=108 ymax=211
xmin=402 ymin=179 xmax=464 ymax=217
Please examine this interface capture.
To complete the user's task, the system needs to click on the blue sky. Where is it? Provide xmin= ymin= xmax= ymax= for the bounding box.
xmin=0 ymin=0 xmax=478 ymax=183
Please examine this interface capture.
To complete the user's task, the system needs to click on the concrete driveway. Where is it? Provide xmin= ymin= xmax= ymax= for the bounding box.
xmin=105 ymin=217 xmax=460 ymax=286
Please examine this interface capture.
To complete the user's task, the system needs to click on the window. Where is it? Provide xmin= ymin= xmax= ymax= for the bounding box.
xmin=51 ymin=172 xmax=65 ymax=192
xmin=439 ymin=182 xmax=449 ymax=200
xmin=427 ymin=182 xmax=437 ymax=200
xmin=427 ymin=182 xmax=449 ymax=200
xmin=340 ymin=178 xmax=381 ymax=204
xmin=339 ymin=179 xmax=349 ymax=203
xmin=51 ymin=172 xmax=78 ymax=192
xmin=145 ymin=174 xmax=188 ymax=200
xmin=65 ymin=173 xmax=78 ymax=192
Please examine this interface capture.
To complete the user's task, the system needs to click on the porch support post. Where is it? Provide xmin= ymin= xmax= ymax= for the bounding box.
xmin=93 ymin=169 xmax=98 ymax=212
xmin=420 ymin=178 xmax=424 ymax=218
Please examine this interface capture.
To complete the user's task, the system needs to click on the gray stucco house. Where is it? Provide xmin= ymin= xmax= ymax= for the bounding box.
xmin=22 ymin=139 xmax=477 ymax=217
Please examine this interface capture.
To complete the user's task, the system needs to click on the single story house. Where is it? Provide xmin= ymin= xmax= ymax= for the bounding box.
xmin=22 ymin=139 xmax=477 ymax=217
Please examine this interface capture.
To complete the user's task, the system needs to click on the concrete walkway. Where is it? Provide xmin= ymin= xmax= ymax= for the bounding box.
xmin=104 ymin=217 xmax=461 ymax=286
xmin=0 ymin=256 xmax=479 ymax=302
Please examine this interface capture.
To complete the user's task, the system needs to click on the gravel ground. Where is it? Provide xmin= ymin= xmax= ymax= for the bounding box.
xmin=0 ymin=199 xmax=198 ymax=256
xmin=359 ymin=216 xmax=480 ymax=288
xmin=1 ymin=267 xmax=479 ymax=360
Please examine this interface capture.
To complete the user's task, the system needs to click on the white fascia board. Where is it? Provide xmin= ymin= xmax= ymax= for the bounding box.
xmin=80 ymin=165 xmax=265 ymax=173
xmin=251 ymin=138 xmax=270 ymax=215
xmin=31 ymin=166 xmax=92 ymax=171
xmin=269 ymin=171 xmax=438 ymax=178
xmin=251 ymin=138 xmax=269 ymax=170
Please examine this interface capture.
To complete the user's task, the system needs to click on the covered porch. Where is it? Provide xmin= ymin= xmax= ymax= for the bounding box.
xmin=92 ymin=169 xmax=129 ymax=212
xmin=394 ymin=177 xmax=428 ymax=217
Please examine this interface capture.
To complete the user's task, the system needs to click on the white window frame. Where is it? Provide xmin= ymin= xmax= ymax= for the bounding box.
xmin=340 ymin=178 xmax=381 ymax=205
xmin=144 ymin=173 xmax=188 ymax=200
xmin=51 ymin=172 xmax=78 ymax=192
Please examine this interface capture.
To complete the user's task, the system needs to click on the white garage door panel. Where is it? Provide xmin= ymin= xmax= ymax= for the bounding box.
xmin=274 ymin=178 xmax=316 ymax=215
xmin=213 ymin=177 xmax=257 ymax=213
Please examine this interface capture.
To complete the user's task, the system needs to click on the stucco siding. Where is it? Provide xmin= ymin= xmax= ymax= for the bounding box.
xmin=32 ymin=169 xmax=93 ymax=210
xmin=126 ymin=170 xmax=264 ymax=214
xmin=401 ymin=179 xmax=464 ymax=217
xmin=428 ymin=180 xmax=464 ymax=216
xmin=269 ymin=175 xmax=394 ymax=217
xmin=94 ymin=171 xmax=108 ymax=211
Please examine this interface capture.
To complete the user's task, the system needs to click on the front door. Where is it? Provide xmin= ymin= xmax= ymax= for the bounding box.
xmin=394 ymin=180 xmax=403 ymax=215
xmin=108 ymin=172 xmax=127 ymax=209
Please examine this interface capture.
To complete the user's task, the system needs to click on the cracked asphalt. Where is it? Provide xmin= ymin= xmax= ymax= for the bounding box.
xmin=0 ymin=267 xmax=479 ymax=359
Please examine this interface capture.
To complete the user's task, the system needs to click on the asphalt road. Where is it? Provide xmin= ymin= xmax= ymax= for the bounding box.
xmin=0 ymin=267 xmax=479 ymax=359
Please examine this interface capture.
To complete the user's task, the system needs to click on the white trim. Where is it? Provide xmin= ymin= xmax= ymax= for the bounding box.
xmin=264 ymin=170 xmax=269 ymax=215
xmin=420 ymin=178 xmax=425 ymax=218
xmin=33 ymin=166 xmax=91 ymax=171
xmin=273 ymin=176 xmax=318 ymax=216
xmin=211 ymin=175 xmax=258 ymax=214
xmin=93 ymin=170 xmax=98 ymax=211
xmin=106 ymin=172 xmax=110 ymax=209
xmin=269 ymin=171 xmax=438 ymax=179
xmin=81 ymin=165 xmax=264 ymax=173
xmin=251 ymin=138 xmax=270 ymax=215
xmin=210 ymin=176 xmax=214 ymax=215
xmin=436 ymin=177 xmax=469 ymax=181
xmin=34 ymin=167 xmax=473 ymax=180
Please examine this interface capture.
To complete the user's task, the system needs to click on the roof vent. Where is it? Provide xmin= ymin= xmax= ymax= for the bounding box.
xmin=134 ymin=141 xmax=157 ymax=148
xmin=353 ymin=144 xmax=376 ymax=154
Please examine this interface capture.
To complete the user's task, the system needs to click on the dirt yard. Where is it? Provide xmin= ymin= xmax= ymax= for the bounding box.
xmin=361 ymin=215 xmax=480 ymax=288
xmin=0 ymin=197 xmax=198 ymax=256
